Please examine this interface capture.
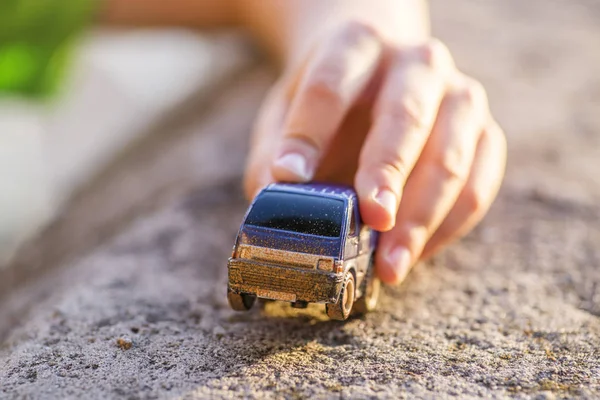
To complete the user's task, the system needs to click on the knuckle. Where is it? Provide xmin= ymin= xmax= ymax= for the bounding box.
xmin=433 ymin=147 xmax=470 ymax=183
xmin=453 ymin=77 xmax=488 ymax=107
xmin=391 ymin=46 xmax=411 ymax=65
xmin=304 ymin=70 xmax=345 ymax=110
xmin=361 ymin=151 xmax=411 ymax=184
xmin=420 ymin=38 xmax=452 ymax=68
xmin=377 ymin=96 xmax=426 ymax=132
xmin=279 ymin=133 xmax=323 ymax=156
xmin=381 ymin=157 xmax=410 ymax=182
xmin=389 ymin=222 xmax=428 ymax=249
xmin=335 ymin=20 xmax=378 ymax=42
xmin=461 ymin=186 xmax=486 ymax=215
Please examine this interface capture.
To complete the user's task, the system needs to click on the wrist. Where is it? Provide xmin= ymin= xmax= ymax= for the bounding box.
xmin=284 ymin=0 xmax=431 ymax=67
xmin=236 ymin=0 xmax=430 ymax=68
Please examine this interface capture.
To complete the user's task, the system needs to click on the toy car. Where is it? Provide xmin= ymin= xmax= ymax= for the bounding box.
xmin=227 ymin=183 xmax=380 ymax=320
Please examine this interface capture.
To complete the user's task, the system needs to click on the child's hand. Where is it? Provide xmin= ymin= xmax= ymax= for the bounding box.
xmin=244 ymin=21 xmax=506 ymax=285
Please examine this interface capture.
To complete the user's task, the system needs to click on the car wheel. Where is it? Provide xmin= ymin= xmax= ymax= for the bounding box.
xmin=354 ymin=274 xmax=380 ymax=315
xmin=227 ymin=289 xmax=256 ymax=311
xmin=326 ymin=272 xmax=355 ymax=321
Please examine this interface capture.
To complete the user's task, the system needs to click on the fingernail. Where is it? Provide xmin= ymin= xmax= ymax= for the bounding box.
xmin=374 ymin=189 xmax=397 ymax=218
xmin=273 ymin=152 xmax=313 ymax=181
xmin=385 ymin=246 xmax=412 ymax=283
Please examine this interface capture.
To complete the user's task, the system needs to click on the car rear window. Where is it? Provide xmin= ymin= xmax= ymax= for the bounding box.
xmin=245 ymin=191 xmax=345 ymax=238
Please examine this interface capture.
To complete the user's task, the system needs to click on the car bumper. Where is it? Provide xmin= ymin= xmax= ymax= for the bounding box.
xmin=228 ymin=258 xmax=343 ymax=304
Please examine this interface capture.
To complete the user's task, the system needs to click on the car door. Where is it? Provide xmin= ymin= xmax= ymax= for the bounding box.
xmin=356 ymin=207 xmax=373 ymax=282
xmin=343 ymin=202 xmax=359 ymax=263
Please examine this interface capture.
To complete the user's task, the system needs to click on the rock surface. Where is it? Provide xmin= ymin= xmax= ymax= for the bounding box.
xmin=1 ymin=0 xmax=599 ymax=399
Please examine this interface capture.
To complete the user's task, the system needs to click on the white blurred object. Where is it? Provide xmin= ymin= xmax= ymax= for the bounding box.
xmin=0 ymin=29 xmax=250 ymax=264
xmin=0 ymin=105 xmax=51 ymax=265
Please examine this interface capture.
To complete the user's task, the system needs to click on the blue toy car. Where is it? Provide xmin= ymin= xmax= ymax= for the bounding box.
xmin=227 ymin=183 xmax=380 ymax=320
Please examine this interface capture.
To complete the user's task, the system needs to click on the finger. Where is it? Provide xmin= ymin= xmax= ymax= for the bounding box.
xmin=355 ymin=39 xmax=454 ymax=232
xmin=271 ymin=21 xmax=384 ymax=183
xmin=375 ymin=77 xmax=489 ymax=284
xmin=243 ymin=49 xmax=323 ymax=199
xmin=420 ymin=121 xmax=507 ymax=259
xmin=243 ymin=82 xmax=290 ymax=200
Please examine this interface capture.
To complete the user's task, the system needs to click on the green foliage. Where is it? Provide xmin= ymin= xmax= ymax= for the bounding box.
xmin=0 ymin=0 xmax=97 ymax=97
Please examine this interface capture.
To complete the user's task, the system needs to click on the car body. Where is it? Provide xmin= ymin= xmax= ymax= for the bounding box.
xmin=227 ymin=182 xmax=380 ymax=320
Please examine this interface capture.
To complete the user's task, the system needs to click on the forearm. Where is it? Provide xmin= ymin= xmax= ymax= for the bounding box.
xmin=100 ymin=0 xmax=239 ymax=28
xmin=236 ymin=0 xmax=430 ymax=66
xmin=99 ymin=0 xmax=430 ymax=64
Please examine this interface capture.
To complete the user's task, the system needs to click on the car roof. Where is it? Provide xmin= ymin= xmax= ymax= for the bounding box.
xmin=264 ymin=182 xmax=356 ymax=200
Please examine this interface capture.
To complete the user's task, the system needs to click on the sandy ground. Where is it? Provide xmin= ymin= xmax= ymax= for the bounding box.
xmin=1 ymin=0 xmax=599 ymax=399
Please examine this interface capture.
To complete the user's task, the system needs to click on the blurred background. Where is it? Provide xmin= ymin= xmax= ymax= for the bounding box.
xmin=0 ymin=0 xmax=599 ymax=300
xmin=0 ymin=1 xmax=599 ymax=397
xmin=0 ymin=27 xmax=253 ymax=266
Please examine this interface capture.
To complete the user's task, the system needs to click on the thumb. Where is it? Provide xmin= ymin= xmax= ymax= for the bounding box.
xmin=243 ymin=83 xmax=290 ymax=200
